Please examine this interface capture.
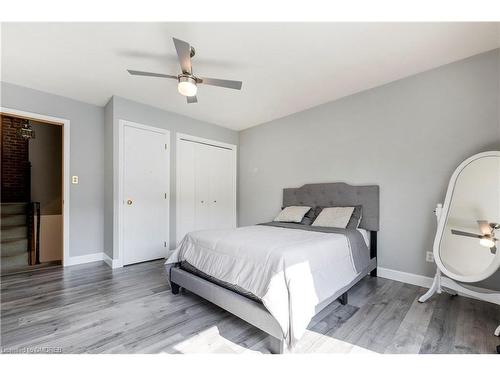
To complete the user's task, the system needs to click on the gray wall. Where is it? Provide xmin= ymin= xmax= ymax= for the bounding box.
xmin=1 ymin=82 xmax=105 ymax=257
xmin=29 ymin=121 xmax=63 ymax=215
xmin=239 ymin=49 xmax=500 ymax=289
xmin=0 ymin=83 xmax=237 ymax=260
xmin=3 ymin=49 xmax=499 ymax=289
xmin=105 ymin=96 xmax=239 ymax=255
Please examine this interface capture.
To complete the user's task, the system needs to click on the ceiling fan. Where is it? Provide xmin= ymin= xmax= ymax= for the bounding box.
xmin=127 ymin=37 xmax=242 ymax=104
xmin=451 ymin=220 xmax=499 ymax=254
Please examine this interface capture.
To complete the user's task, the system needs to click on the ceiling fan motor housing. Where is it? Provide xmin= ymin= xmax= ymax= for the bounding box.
xmin=178 ymin=75 xmax=197 ymax=85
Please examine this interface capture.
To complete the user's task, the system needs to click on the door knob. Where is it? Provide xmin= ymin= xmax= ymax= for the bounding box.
xmin=127 ymin=199 xmax=133 ymax=205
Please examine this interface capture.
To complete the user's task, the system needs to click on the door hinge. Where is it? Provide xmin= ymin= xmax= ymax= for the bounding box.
xmin=164 ymin=241 xmax=167 ymax=247
xmin=165 ymin=193 xmax=167 ymax=199
xmin=165 ymin=143 xmax=168 ymax=150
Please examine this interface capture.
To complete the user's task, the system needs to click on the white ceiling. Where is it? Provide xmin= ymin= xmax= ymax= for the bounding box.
xmin=2 ymin=22 xmax=499 ymax=130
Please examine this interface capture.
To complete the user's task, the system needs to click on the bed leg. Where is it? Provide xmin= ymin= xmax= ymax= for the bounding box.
xmin=171 ymin=281 xmax=180 ymax=295
xmin=369 ymin=232 xmax=377 ymax=278
xmin=339 ymin=292 xmax=348 ymax=305
xmin=269 ymin=336 xmax=285 ymax=354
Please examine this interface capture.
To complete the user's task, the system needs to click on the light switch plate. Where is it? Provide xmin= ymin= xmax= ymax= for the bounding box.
xmin=426 ymin=251 xmax=434 ymax=263
xmin=72 ymin=176 xmax=79 ymax=184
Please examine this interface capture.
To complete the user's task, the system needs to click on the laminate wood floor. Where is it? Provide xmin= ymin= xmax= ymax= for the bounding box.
xmin=1 ymin=260 xmax=499 ymax=354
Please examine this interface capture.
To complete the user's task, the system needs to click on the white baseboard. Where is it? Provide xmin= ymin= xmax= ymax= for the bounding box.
xmin=64 ymin=252 xmax=104 ymax=266
xmin=378 ymin=267 xmax=434 ymax=288
xmin=64 ymin=252 xmax=122 ymax=268
xmin=377 ymin=266 xmax=497 ymax=298
xmin=103 ymin=253 xmax=122 ymax=269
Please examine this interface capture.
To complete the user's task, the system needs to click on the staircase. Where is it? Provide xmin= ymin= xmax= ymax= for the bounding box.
xmin=1 ymin=202 xmax=30 ymax=274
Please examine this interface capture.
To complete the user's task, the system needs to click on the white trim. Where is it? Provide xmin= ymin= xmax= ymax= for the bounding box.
xmin=0 ymin=107 xmax=71 ymax=267
xmin=175 ymin=132 xmax=238 ymax=246
xmin=65 ymin=252 xmax=103 ymax=266
xmin=378 ymin=267 xmax=433 ymax=288
xmin=378 ymin=266 xmax=497 ymax=299
xmin=176 ymin=132 xmax=237 ymax=151
xmin=115 ymin=119 xmax=170 ymax=268
xmin=103 ymin=252 xmax=121 ymax=269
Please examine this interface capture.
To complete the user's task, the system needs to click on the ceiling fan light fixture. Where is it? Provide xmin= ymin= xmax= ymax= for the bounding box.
xmin=479 ymin=236 xmax=495 ymax=248
xmin=127 ymin=38 xmax=242 ymax=103
xmin=178 ymin=76 xmax=197 ymax=97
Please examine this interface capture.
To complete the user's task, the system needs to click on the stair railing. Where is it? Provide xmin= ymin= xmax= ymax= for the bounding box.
xmin=27 ymin=202 xmax=41 ymax=265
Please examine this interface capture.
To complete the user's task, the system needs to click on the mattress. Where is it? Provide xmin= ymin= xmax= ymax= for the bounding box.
xmin=179 ymin=226 xmax=370 ymax=303
xmin=166 ymin=223 xmax=370 ymax=347
xmin=180 ymin=260 xmax=262 ymax=303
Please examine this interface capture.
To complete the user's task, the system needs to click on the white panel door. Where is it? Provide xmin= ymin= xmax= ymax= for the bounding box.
xmin=207 ymin=146 xmax=235 ymax=230
xmin=177 ymin=139 xmax=196 ymax=242
xmin=176 ymin=136 xmax=236 ymax=244
xmin=123 ymin=123 xmax=169 ymax=265
xmin=194 ymin=142 xmax=212 ymax=230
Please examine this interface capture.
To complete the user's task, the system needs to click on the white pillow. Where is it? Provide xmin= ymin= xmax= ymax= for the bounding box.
xmin=274 ymin=206 xmax=311 ymax=223
xmin=312 ymin=207 xmax=355 ymax=228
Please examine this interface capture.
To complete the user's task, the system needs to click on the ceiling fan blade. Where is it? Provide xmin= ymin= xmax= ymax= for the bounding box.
xmin=198 ymin=76 xmax=242 ymax=90
xmin=173 ymin=38 xmax=192 ymax=74
xmin=127 ymin=70 xmax=177 ymax=79
xmin=187 ymin=96 xmax=198 ymax=104
xmin=477 ymin=220 xmax=491 ymax=235
xmin=451 ymin=229 xmax=482 ymax=239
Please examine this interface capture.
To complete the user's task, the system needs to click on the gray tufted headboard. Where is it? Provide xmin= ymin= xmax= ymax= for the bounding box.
xmin=282 ymin=183 xmax=380 ymax=231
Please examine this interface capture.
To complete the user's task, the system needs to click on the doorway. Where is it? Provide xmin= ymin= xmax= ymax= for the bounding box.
xmin=1 ymin=113 xmax=64 ymax=274
xmin=119 ymin=120 xmax=170 ymax=266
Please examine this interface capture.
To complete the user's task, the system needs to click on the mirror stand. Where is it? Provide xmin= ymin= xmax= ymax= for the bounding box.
xmin=419 ymin=203 xmax=500 ymax=341
xmin=419 ymin=268 xmax=500 ymax=305
xmin=418 ymin=268 xmax=457 ymax=303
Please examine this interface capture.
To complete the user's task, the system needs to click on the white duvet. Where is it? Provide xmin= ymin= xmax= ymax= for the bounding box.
xmin=166 ymin=225 xmax=362 ymax=347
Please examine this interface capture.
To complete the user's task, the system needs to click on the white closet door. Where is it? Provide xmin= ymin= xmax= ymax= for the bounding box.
xmin=194 ymin=142 xmax=213 ymax=230
xmin=177 ymin=140 xmax=196 ymax=242
xmin=207 ymin=146 xmax=235 ymax=230
xmin=176 ymin=136 xmax=236 ymax=245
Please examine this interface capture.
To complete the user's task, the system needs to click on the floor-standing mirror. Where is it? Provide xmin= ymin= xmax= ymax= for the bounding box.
xmin=419 ymin=151 xmax=500 ymax=352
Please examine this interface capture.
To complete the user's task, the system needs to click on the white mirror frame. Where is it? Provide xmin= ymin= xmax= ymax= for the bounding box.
xmin=433 ymin=151 xmax=500 ymax=283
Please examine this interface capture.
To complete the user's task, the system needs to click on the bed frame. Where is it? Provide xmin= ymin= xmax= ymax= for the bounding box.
xmin=169 ymin=182 xmax=380 ymax=353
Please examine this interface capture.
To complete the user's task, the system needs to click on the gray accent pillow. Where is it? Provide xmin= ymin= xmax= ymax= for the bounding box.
xmin=314 ymin=205 xmax=363 ymax=229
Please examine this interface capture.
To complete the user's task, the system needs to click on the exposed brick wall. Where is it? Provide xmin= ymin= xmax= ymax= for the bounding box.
xmin=1 ymin=115 xmax=30 ymax=202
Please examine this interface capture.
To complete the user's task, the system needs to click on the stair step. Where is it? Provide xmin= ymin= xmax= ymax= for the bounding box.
xmin=1 ymin=260 xmax=62 ymax=276
xmin=1 ymin=252 xmax=29 ymax=272
xmin=1 ymin=237 xmax=28 ymax=257
xmin=1 ymin=225 xmax=28 ymax=241
xmin=1 ymin=214 xmax=26 ymax=226
xmin=1 ymin=203 xmax=28 ymax=215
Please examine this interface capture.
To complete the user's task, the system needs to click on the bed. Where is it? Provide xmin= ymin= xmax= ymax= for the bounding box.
xmin=165 ymin=182 xmax=379 ymax=353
